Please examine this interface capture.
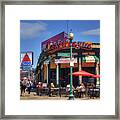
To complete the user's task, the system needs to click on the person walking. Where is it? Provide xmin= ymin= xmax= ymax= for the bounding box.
xmin=26 ymin=80 xmax=32 ymax=94
xmin=20 ymin=79 xmax=27 ymax=96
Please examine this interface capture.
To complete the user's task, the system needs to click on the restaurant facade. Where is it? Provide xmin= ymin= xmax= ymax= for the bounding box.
xmin=35 ymin=32 xmax=100 ymax=88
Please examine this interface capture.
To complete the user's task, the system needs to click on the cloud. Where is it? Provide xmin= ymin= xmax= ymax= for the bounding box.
xmin=81 ymin=28 xmax=100 ymax=36
xmin=20 ymin=21 xmax=47 ymax=39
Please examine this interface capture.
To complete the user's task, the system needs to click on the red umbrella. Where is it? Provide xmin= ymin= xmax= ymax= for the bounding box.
xmin=72 ymin=70 xmax=94 ymax=77
xmin=92 ymin=74 xmax=100 ymax=78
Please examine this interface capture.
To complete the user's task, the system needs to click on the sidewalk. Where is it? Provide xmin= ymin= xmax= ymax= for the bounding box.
xmin=20 ymin=92 xmax=100 ymax=100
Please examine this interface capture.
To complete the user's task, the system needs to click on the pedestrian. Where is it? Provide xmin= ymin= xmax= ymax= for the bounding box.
xmin=75 ymin=84 xmax=81 ymax=98
xmin=66 ymin=84 xmax=70 ymax=96
xmin=50 ymin=82 xmax=55 ymax=96
xmin=66 ymin=84 xmax=75 ymax=97
xmin=36 ymin=82 xmax=43 ymax=96
xmin=20 ymin=79 xmax=26 ymax=96
xmin=20 ymin=80 xmax=23 ymax=96
xmin=26 ymin=80 xmax=32 ymax=94
xmin=80 ymin=83 xmax=86 ymax=98
xmin=89 ymin=83 xmax=95 ymax=98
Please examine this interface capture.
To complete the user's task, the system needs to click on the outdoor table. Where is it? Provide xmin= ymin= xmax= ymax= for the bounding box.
xmin=51 ymin=88 xmax=59 ymax=96
xmin=41 ymin=88 xmax=49 ymax=95
xmin=74 ymin=89 xmax=79 ymax=98
xmin=59 ymin=87 xmax=66 ymax=97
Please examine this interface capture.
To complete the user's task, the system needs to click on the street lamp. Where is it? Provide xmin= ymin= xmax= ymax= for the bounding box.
xmin=68 ymin=31 xmax=74 ymax=100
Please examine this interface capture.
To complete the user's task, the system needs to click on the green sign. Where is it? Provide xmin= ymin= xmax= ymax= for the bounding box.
xmin=58 ymin=53 xmax=78 ymax=57
xmin=58 ymin=53 xmax=70 ymax=57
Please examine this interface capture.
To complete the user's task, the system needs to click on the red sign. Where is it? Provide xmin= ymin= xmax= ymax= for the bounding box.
xmin=22 ymin=53 xmax=31 ymax=62
xmin=21 ymin=53 xmax=32 ymax=66
xmin=47 ymin=41 xmax=92 ymax=54
xmin=41 ymin=32 xmax=92 ymax=54
xmin=82 ymin=62 xmax=95 ymax=67
xmin=41 ymin=32 xmax=67 ymax=52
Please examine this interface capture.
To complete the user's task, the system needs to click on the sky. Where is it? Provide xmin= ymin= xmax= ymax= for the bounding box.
xmin=20 ymin=20 xmax=100 ymax=68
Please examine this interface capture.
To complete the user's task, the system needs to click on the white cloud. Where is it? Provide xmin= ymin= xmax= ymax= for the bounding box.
xmin=20 ymin=21 xmax=47 ymax=39
xmin=81 ymin=28 xmax=100 ymax=36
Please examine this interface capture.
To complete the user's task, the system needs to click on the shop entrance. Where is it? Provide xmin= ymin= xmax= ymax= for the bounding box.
xmin=60 ymin=67 xmax=79 ymax=87
xmin=82 ymin=67 xmax=96 ymax=87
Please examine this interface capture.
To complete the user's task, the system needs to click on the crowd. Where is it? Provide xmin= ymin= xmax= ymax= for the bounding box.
xmin=20 ymin=80 xmax=48 ymax=96
xmin=20 ymin=79 xmax=35 ymax=96
xmin=20 ymin=79 xmax=99 ymax=98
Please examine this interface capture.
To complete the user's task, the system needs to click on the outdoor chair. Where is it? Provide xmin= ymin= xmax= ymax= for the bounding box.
xmin=41 ymin=87 xmax=49 ymax=96
xmin=88 ymin=88 xmax=100 ymax=98
xmin=49 ymin=87 xmax=59 ymax=96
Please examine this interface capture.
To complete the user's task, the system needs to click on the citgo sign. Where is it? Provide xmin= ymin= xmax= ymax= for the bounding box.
xmin=20 ymin=52 xmax=33 ymax=66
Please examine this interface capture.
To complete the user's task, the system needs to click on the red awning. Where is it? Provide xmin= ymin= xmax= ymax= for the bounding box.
xmin=72 ymin=70 xmax=94 ymax=77
xmin=92 ymin=74 xmax=100 ymax=78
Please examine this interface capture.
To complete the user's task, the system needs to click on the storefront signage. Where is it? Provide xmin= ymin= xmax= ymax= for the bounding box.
xmin=44 ymin=41 xmax=92 ymax=54
xmin=82 ymin=55 xmax=99 ymax=63
xmin=58 ymin=53 xmax=70 ymax=57
xmin=85 ymin=56 xmax=96 ymax=63
xmin=55 ymin=58 xmax=77 ymax=64
xmin=41 ymin=32 xmax=67 ymax=52
xmin=58 ymin=52 xmax=78 ymax=57
xmin=82 ymin=62 xmax=95 ymax=67
xmin=41 ymin=32 xmax=92 ymax=54
xmin=82 ymin=52 xmax=95 ymax=55
xmin=70 ymin=61 xmax=74 ymax=67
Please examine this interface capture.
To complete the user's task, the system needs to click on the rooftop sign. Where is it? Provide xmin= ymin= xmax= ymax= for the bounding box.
xmin=41 ymin=32 xmax=67 ymax=52
xmin=41 ymin=32 xmax=92 ymax=54
xmin=47 ymin=41 xmax=92 ymax=54
xmin=20 ymin=52 xmax=33 ymax=66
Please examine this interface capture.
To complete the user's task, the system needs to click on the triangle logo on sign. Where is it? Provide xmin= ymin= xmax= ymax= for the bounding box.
xmin=22 ymin=53 xmax=31 ymax=62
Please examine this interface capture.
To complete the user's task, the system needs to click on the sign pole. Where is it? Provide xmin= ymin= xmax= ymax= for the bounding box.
xmin=56 ymin=63 xmax=59 ymax=85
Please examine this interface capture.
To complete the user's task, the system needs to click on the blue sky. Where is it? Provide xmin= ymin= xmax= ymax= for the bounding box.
xmin=20 ymin=20 xmax=100 ymax=68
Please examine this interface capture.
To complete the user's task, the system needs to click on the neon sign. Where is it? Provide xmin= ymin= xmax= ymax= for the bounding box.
xmin=41 ymin=32 xmax=92 ymax=54
xmin=44 ymin=41 xmax=92 ymax=54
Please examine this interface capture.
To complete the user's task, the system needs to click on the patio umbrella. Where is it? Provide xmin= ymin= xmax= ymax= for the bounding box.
xmin=92 ymin=74 xmax=100 ymax=78
xmin=72 ymin=70 xmax=94 ymax=77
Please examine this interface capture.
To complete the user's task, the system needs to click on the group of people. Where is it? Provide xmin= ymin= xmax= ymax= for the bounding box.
xmin=20 ymin=79 xmax=33 ymax=96
xmin=20 ymin=80 xmax=48 ymax=97
xmin=36 ymin=82 xmax=57 ymax=97
xmin=75 ymin=83 xmax=86 ymax=98
xmin=66 ymin=83 xmax=86 ymax=98
xmin=66 ymin=83 xmax=97 ymax=98
xmin=20 ymin=79 xmax=98 ymax=98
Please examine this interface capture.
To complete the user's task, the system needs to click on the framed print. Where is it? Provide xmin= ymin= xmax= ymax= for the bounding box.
xmin=0 ymin=0 xmax=119 ymax=119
